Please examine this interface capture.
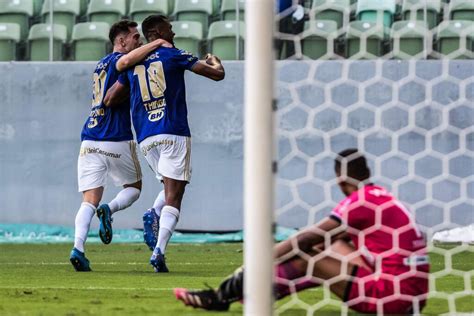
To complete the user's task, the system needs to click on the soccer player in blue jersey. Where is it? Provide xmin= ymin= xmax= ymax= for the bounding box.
xmin=70 ymin=20 xmax=172 ymax=272
xmin=105 ymin=15 xmax=225 ymax=272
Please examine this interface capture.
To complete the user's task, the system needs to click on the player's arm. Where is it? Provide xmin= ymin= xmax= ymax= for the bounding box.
xmin=274 ymin=217 xmax=341 ymax=260
xmin=190 ymin=54 xmax=225 ymax=81
xmin=104 ymin=81 xmax=128 ymax=107
xmin=116 ymin=39 xmax=173 ymax=72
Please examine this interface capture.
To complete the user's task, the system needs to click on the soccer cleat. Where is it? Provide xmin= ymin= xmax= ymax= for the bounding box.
xmin=174 ymin=288 xmax=230 ymax=311
xmin=69 ymin=248 xmax=92 ymax=272
xmin=150 ymin=248 xmax=169 ymax=273
xmin=96 ymin=204 xmax=113 ymax=244
xmin=143 ymin=209 xmax=159 ymax=251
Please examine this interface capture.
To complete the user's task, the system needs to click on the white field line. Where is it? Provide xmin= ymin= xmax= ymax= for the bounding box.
xmin=0 ymin=262 xmax=238 ymax=266
xmin=0 ymin=286 xmax=174 ymax=291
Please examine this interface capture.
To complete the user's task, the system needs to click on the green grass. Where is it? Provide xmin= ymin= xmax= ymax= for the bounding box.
xmin=0 ymin=243 xmax=472 ymax=315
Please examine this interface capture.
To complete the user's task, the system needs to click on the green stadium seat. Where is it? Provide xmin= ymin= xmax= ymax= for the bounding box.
xmin=28 ymin=23 xmax=67 ymax=60
xmin=436 ymin=20 xmax=474 ymax=59
xmin=171 ymin=21 xmax=203 ymax=57
xmin=311 ymin=0 xmax=350 ymax=30
xmin=220 ymin=0 xmax=244 ymax=21
xmin=208 ymin=20 xmax=244 ymax=60
xmin=301 ymin=20 xmax=338 ymax=59
xmin=72 ymin=21 xmax=110 ymax=60
xmin=0 ymin=23 xmax=21 ymax=60
xmin=449 ymin=0 xmax=474 ymax=21
xmin=130 ymin=0 xmax=169 ymax=23
xmin=357 ymin=0 xmax=396 ymax=27
xmin=391 ymin=21 xmax=431 ymax=59
xmin=0 ymin=0 xmax=34 ymax=41
xmin=174 ymin=0 xmax=213 ymax=36
xmin=346 ymin=21 xmax=389 ymax=59
xmin=88 ymin=0 xmax=126 ymax=26
xmin=42 ymin=0 xmax=80 ymax=40
xmin=402 ymin=0 xmax=441 ymax=29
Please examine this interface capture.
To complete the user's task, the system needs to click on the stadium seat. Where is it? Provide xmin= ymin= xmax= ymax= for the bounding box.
xmin=301 ymin=20 xmax=339 ymax=59
xmin=72 ymin=22 xmax=110 ymax=60
xmin=28 ymin=23 xmax=67 ymax=60
xmin=87 ymin=0 xmax=126 ymax=26
xmin=0 ymin=0 xmax=34 ymax=41
xmin=0 ymin=23 xmax=21 ymax=61
xmin=220 ymin=0 xmax=245 ymax=21
xmin=311 ymin=0 xmax=350 ymax=30
xmin=130 ymin=0 xmax=169 ymax=23
xmin=449 ymin=0 xmax=474 ymax=21
xmin=356 ymin=0 xmax=396 ymax=27
xmin=41 ymin=0 xmax=80 ymax=40
xmin=207 ymin=20 xmax=244 ymax=60
xmin=436 ymin=20 xmax=474 ymax=59
xmin=173 ymin=0 xmax=213 ymax=36
xmin=391 ymin=21 xmax=431 ymax=59
xmin=402 ymin=0 xmax=441 ymax=29
xmin=346 ymin=21 xmax=389 ymax=59
xmin=171 ymin=21 xmax=203 ymax=57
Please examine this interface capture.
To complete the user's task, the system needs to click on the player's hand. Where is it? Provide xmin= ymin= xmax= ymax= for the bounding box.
xmin=205 ymin=53 xmax=222 ymax=66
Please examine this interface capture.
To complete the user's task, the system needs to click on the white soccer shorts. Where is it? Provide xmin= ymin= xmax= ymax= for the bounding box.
xmin=77 ymin=140 xmax=142 ymax=192
xmin=139 ymin=134 xmax=192 ymax=182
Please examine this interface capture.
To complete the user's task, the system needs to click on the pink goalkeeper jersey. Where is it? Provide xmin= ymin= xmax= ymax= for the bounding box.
xmin=331 ymin=185 xmax=428 ymax=271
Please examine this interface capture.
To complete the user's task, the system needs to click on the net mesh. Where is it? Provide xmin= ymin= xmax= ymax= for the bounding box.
xmin=273 ymin=0 xmax=473 ymax=314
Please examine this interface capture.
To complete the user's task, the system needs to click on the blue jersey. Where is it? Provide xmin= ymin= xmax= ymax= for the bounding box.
xmin=81 ymin=52 xmax=133 ymax=142
xmin=119 ymin=47 xmax=198 ymax=143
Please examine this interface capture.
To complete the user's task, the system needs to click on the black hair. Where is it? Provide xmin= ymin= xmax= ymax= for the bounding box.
xmin=141 ymin=14 xmax=169 ymax=42
xmin=334 ymin=148 xmax=371 ymax=182
xmin=109 ymin=20 xmax=138 ymax=45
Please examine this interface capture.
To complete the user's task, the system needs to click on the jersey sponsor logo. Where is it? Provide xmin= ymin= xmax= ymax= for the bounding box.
xmin=148 ymin=109 xmax=164 ymax=122
xmin=145 ymin=52 xmax=160 ymax=62
xmin=141 ymin=139 xmax=175 ymax=156
xmin=79 ymin=147 xmax=122 ymax=159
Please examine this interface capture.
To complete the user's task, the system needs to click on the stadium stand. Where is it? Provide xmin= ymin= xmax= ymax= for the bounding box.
xmin=356 ymin=0 xmax=396 ymax=27
xmin=346 ymin=20 xmax=389 ymax=58
xmin=301 ymin=20 xmax=338 ymax=59
xmin=436 ymin=20 xmax=474 ymax=59
xmin=220 ymin=0 xmax=244 ymax=21
xmin=41 ymin=0 xmax=80 ymax=40
xmin=0 ymin=0 xmax=473 ymax=61
xmin=173 ymin=0 xmax=213 ymax=36
xmin=0 ymin=23 xmax=21 ymax=61
xmin=311 ymin=0 xmax=350 ymax=29
xmin=28 ymin=23 xmax=67 ymax=60
xmin=129 ymin=0 xmax=169 ymax=23
xmin=72 ymin=21 xmax=109 ymax=60
xmin=171 ymin=20 xmax=203 ymax=57
xmin=0 ymin=0 xmax=34 ymax=41
xmin=87 ymin=0 xmax=127 ymax=26
xmin=391 ymin=20 xmax=431 ymax=59
xmin=208 ymin=20 xmax=244 ymax=60
xmin=448 ymin=0 xmax=474 ymax=21
xmin=402 ymin=0 xmax=441 ymax=29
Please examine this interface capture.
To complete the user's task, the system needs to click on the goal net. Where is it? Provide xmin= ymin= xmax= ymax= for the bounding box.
xmin=244 ymin=0 xmax=474 ymax=315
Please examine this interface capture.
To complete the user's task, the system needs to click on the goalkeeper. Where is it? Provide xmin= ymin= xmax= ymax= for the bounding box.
xmin=174 ymin=148 xmax=430 ymax=314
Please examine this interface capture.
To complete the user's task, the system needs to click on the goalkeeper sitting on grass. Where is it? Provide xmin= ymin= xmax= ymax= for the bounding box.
xmin=174 ymin=148 xmax=430 ymax=314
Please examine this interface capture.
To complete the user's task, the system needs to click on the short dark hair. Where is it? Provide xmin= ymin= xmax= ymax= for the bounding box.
xmin=141 ymin=14 xmax=169 ymax=41
xmin=109 ymin=20 xmax=138 ymax=45
xmin=334 ymin=149 xmax=371 ymax=182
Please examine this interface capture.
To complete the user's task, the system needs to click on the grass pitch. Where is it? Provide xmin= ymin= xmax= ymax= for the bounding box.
xmin=0 ymin=243 xmax=472 ymax=315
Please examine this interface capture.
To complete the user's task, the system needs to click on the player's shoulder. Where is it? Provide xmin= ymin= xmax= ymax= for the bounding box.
xmin=95 ymin=52 xmax=122 ymax=72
